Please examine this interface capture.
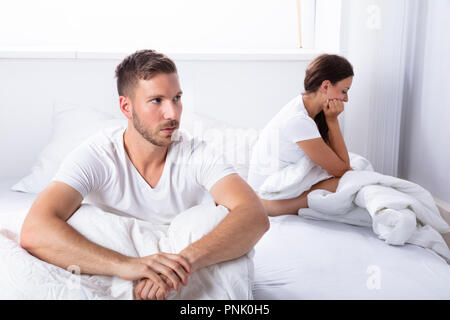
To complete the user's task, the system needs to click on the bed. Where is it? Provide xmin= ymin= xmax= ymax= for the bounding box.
xmin=1 ymin=177 xmax=449 ymax=300
xmin=0 ymin=57 xmax=449 ymax=299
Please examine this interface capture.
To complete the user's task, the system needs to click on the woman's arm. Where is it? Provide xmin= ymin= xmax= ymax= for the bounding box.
xmin=296 ymin=98 xmax=351 ymax=178
xmin=296 ymin=138 xmax=350 ymax=178
xmin=324 ymin=99 xmax=350 ymax=167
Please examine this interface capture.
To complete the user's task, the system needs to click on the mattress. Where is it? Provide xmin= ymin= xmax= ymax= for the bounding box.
xmin=253 ymin=215 xmax=450 ymax=299
xmin=1 ymin=178 xmax=449 ymax=299
xmin=0 ymin=179 xmax=37 ymax=233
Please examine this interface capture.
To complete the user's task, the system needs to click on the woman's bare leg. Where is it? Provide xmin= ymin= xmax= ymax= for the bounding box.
xmin=260 ymin=177 xmax=340 ymax=216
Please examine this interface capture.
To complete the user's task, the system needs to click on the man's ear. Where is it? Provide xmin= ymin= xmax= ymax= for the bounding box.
xmin=119 ymin=96 xmax=132 ymax=119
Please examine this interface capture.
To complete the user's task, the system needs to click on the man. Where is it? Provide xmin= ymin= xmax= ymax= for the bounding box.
xmin=20 ymin=49 xmax=269 ymax=300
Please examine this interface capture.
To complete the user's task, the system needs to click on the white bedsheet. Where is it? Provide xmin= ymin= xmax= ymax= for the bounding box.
xmin=253 ymin=215 xmax=450 ymax=299
xmin=1 ymin=179 xmax=450 ymax=299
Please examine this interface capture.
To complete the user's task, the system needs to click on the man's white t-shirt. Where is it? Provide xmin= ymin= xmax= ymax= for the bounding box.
xmin=52 ymin=125 xmax=237 ymax=225
xmin=247 ymin=95 xmax=321 ymax=192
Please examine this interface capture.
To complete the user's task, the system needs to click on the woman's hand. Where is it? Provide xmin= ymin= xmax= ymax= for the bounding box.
xmin=323 ymin=99 xmax=344 ymax=120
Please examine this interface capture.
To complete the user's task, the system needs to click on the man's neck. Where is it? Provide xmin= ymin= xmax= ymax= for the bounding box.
xmin=123 ymin=125 xmax=168 ymax=175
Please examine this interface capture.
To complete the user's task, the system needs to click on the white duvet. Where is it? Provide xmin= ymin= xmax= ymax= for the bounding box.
xmin=0 ymin=203 xmax=253 ymax=299
xmin=258 ymin=153 xmax=450 ymax=263
xmin=259 ymin=152 xmax=374 ymax=200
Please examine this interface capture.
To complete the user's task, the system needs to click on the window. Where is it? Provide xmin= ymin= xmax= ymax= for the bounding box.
xmin=0 ymin=0 xmax=305 ymax=52
xmin=297 ymin=0 xmax=316 ymax=48
xmin=298 ymin=0 xmax=342 ymax=51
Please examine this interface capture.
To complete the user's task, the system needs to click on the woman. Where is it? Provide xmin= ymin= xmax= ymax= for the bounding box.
xmin=248 ymin=54 xmax=354 ymax=216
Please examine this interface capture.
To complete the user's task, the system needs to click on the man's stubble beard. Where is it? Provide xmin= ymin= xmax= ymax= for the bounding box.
xmin=131 ymin=108 xmax=178 ymax=147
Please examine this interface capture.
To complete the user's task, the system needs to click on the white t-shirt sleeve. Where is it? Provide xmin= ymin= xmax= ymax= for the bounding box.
xmin=193 ymin=141 xmax=237 ymax=191
xmin=283 ymin=114 xmax=321 ymax=143
xmin=52 ymin=142 xmax=109 ymax=198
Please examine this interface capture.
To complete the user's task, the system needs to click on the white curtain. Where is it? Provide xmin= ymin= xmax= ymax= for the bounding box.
xmin=339 ymin=0 xmax=411 ymax=176
xmin=398 ymin=0 xmax=450 ymax=203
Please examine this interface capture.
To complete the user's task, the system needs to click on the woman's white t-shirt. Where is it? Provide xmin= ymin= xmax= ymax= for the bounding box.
xmin=247 ymin=95 xmax=321 ymax=192
xmin=52 ymin=125 xmax=236 ymax=225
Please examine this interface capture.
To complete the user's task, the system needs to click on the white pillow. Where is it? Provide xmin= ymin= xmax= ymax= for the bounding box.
xmin=11 ymin=102 xmax=126 ymax=194
xmin=181 ymin=112 xmax=259 ymax=180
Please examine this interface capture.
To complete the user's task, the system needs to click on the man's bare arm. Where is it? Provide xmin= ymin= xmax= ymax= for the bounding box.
xmin=20 ymin=181 xmax=190 ymax=292
xmin=178 ymin=174 xmax=270 ymax=271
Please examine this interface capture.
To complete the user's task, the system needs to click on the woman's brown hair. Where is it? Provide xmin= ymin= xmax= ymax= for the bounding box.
xmin=303 ymin=54 xmax=354 ymax=143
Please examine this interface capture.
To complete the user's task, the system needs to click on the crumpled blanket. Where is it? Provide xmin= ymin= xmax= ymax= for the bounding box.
xmin=258 ymin=152 xmax=450 ymax=263
xmin=302 ymin=170 xmax=450 ymax=262
xmin=258 ymin=152 xmax=373 ymax=200
xmin=0 ymin=203 xmax=254 ymax=299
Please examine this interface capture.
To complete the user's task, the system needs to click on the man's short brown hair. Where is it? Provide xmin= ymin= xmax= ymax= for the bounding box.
xmin=115 ymin=49 xmax=177 ymax=97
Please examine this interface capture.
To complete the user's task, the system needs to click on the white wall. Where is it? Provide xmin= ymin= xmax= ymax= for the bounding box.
xmin=399 ymin=0 xmax=450 ymax=203
xmin=0 ymin=53 xmax=310 ymax=180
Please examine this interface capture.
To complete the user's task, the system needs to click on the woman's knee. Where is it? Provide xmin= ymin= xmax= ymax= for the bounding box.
xmin=313 ymin=177 xmax=340 ymax=193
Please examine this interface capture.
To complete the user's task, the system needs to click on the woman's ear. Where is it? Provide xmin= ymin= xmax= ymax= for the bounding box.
xmin=320 ymin=80 xmax=331 ymax=94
